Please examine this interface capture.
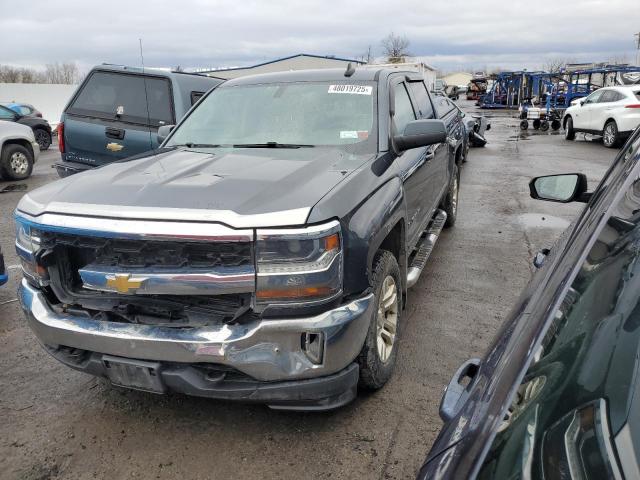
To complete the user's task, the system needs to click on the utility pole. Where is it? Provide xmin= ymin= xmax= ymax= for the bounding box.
xmin=636 ymin=32 xmax=640 ymax=66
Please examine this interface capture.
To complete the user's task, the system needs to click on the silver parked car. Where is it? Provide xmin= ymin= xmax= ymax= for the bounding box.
xmin=0 ymin=121 xmax=40 ymax=180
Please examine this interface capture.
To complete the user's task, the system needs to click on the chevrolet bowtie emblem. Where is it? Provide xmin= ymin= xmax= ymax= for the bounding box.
xmin=106 ymin=273 xmax=144 ymax=294
xmin=106 ymin=142 xmax=124 ymax=152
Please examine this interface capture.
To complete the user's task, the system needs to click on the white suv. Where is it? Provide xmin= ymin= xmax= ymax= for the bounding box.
xmin=563 ymin=86 xmax=640 ymax=148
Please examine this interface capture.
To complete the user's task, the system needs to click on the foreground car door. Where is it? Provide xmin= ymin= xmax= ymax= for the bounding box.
xmin=420 ymin=131 xmax=640 ymax=479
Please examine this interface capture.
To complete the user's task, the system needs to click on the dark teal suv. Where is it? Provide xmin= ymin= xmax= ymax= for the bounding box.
xmin=55 ymin=64 xmax=223 ymax=177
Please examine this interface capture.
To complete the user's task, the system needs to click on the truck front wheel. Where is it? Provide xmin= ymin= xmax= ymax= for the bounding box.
xmin=357 ymin=250 xmax=402 ymax=390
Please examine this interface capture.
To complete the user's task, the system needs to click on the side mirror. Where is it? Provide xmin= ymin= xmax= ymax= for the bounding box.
xmin=157 ymin=124 xmax=175 ymax=144
xmin=580 ymin=100 xmax=585 ymax=106
xmin=529 ymin=173 xmax=589 ymax=203
xmin=394 ymin=119 xmax=447 ymax=152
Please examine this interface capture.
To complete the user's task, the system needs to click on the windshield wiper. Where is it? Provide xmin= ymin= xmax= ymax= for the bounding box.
xmin=232 ymin=142 xmax=315 ymax=149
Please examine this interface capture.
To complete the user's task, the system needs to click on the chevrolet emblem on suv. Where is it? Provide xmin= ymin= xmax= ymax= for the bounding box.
xmin=106 ymin=273 xmax=144 ymax=293
xmin=106 ymin=142 xmax=123 ymax=152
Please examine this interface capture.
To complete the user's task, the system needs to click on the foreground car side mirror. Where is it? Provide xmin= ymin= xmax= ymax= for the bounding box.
xmin=394 ymin=119 xmax=447 ymax=152
xmin=529 ymin=173 xmax=589 ymax=203
xmin=157 ymin=124 xmax=175 ymax=144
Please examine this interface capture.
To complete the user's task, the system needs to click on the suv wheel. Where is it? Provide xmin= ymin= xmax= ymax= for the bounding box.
xmin=34 ymin=128 xmax=51 ymax=150
xmin=1 ymin=144 xmax=33 ymax=180
xmin=442 ymin=164 xmax=459 ymax=228
xmin=603 ymin=120 xmax=620 ymax=148
xmin=357 ymin=250 xmax=402 ymax=390
xmin=564 ymin=117 xmax=576 ymax=140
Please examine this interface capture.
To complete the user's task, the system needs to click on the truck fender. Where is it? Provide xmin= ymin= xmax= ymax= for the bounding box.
xmin=343 ymin=177 xmax=406 ymax=296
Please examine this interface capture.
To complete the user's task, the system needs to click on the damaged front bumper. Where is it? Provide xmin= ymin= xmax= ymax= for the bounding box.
xmin=19 ymin=280 xmax=374 ymax=410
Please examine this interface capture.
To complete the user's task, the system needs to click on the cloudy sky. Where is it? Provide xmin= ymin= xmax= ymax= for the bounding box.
xmin=1 ymin=0 xmax=638 ymax=73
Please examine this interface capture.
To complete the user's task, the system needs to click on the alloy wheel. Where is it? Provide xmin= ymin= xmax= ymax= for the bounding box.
xmin=9 ymin=152 xmax=29 ymax=175
xmin=35 ymin=130 xmax=49 ymax=149
xmin=376 ymin=275 xmax=398 ymax=363
xmin=451 ymin=173 xmax=459 ymax=216
xmin=604 ymin=124 xmax=616 ymax=146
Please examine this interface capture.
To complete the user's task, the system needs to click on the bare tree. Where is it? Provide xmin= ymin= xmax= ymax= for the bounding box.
xmin=44 ymin=62 xmax=80 ymax=84
xmin=381 ymin=32 xmax=410 ymax=64
xmin=0 ymin=65 xmax=21 ymax=83
xmin=542 ymin=58 xmax=567 ymax=74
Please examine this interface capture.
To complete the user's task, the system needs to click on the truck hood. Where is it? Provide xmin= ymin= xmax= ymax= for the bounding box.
xmin=18 ymin=147 xmax=372 ymax=228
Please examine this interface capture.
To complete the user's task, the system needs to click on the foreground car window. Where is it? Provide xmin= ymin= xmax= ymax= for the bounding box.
xmin=479 ymin=134 xmax=640 ymax=479
xmin=167 ymin=81 xmax=376 ymax=150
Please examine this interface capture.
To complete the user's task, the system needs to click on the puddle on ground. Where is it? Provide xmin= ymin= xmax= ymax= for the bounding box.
xmin=518 ymin=213 xmax=570 ymax=229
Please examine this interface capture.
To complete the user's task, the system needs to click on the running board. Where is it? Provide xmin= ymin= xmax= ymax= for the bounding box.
xmin=407 ymin=209 xmax=447 ymax=288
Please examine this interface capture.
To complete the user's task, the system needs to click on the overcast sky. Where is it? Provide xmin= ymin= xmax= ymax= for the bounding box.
xmin=1 ymin=0 xmax=638 ymax=73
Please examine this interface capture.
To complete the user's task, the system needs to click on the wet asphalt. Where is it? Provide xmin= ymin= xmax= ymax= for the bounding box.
xmin=0 ymin=101 xmax=618 ymax=479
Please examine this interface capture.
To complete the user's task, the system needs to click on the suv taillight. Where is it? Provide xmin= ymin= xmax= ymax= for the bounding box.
xmin=57 ymin=122 xmax=64 ymax=153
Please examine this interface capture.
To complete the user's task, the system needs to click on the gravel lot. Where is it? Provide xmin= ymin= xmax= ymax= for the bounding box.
xmin=0 ymin=101 xmax=618 ymax=480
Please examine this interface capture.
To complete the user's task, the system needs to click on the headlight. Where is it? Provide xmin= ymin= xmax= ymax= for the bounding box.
xmin=15 ymin=217 xmax=47 ymax=284
xmin=255 ymin=220 xmax=342 ymax=305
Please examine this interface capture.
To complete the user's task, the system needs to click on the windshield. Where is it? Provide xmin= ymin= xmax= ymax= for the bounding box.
xmin=167 ymin=81 xmax=377 ymax=151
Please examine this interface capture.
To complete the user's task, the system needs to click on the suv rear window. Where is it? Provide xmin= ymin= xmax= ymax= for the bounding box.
xmin=68 ymin=71 xmax=174 ymax=127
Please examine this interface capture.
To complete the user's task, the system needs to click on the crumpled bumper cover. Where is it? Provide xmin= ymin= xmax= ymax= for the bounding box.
xmin=46 ymin=346 xmax=360 ymax=411
xmin=19 ymin=279 xmax=373 ymax=384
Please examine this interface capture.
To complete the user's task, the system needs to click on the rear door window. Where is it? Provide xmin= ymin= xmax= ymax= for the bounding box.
xmin=407 ymin=81 xmax=435 ymax=119
xmin=599 ymin=90 xmax=616 ymax=103
xmin=433 ymin=95 xmax=455 ymax=117
xmin=68 ymin=71 xmax=174 ymax=127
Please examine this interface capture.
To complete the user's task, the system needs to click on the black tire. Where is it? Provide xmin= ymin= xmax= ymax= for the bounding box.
xmin=540 ymin=120 xmax=550 ymax=132
xmin=603 ymin=120 xmax=620 ymax=148
xmin=520 ymin=120 xmax=529 ymax=130
xmin=532 ymin=119 xmax=541 ymax=130
xmin=442 ymin=164 xmax=459 ymax=228
xmin=33 ymin=128 xmax=51 ymax=150
xmin=357 ymin=250 xmax=402 ymax=390
xmin=564 ymin=117 xmax=575 ymax=140
xmin=551 ymin=120 xmax=561 ymax=131
xmin=0 ymin=144 xmax=33 ymax=180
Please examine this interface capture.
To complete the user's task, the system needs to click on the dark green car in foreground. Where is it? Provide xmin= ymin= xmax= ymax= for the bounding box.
xmin=421 ymin=129 xmax=640 ymax=479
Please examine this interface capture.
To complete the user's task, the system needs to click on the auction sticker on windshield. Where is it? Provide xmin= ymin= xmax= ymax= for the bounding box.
xmin=328 ymin=85 xmax=373 ymax=95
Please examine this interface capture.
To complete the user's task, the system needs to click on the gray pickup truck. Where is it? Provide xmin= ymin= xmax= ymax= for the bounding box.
xmin=16 ymin=67 xmax=464 ymax=410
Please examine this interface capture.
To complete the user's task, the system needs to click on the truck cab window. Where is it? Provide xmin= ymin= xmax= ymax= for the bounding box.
xmin=407 ymin=81 xmax=435 ymax=119
xmin=393 ymin=83 xmax=416 ymax=134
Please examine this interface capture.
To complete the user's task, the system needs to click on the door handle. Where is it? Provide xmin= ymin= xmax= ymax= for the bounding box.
xmin=533 ymin=248 xmax=550 ymax=268
xmin=105 ymin=127 xmax=125 ymax=140
xmin=439 ymin=358 xmax=481 ymax=422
